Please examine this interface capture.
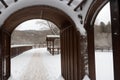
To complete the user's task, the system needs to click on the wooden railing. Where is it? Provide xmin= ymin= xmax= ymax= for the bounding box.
xmin=11 ymin=45 xmax=33 ymax=58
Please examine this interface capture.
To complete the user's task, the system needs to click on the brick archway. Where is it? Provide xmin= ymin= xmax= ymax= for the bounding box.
xmin=0 ymin=6 xmax=85 ymax=80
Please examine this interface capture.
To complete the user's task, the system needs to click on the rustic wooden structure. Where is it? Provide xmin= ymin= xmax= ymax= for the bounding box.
xmin=0 ymin=0 xmax=120 ymax=80
xmin=110 ymin=0 xmax=120 ymax=80
xmin=46 ymin=35 xmax=60 ymax=55
xmin=0 ymin=6 xmax=85 ymax=80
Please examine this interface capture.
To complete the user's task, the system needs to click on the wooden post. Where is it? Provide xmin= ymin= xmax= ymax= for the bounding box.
xmin=110 ymin=0 xmax=120 ymax=80
xmin=61 ymin=32 xmax=63 ymax=76
xmin=73 ymin=28 xmax=78 ymax=80
xmin=77 ymin=31 xmax=83 ymax=80
xmin=67 ymin=27 xmax=70 ymax=80
xmin=2 ymin=30 xmax=11 ymax=80
xmin=50 ymin=41 xmax=51 ymax=54
xmin=0 ymin=29 xmax=4 ymax=80
xmin=46 ymin=40 xmax=48 ymax=50
xmin=87 ymin=26 xmax=96 ymax=80
xmin=52 ymin=40 xmax=54 ymax=55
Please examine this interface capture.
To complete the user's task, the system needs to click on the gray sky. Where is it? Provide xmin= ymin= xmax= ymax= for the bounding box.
xmin=15 ymin=19 xmax=50 ymax=30
xmin=95 ymin=2 xmax=110 ymax=25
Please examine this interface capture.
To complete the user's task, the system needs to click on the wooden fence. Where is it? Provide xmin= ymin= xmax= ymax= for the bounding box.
xmin=11 ymin=45 xmax=33 ymax=58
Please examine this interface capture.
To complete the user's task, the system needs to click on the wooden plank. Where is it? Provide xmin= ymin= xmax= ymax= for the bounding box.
xmin=67 ymin=27 xmax=70 ymax=80
xmin=87 ymin=27 xmax=96 ymax=80
xmin=2 ymin=31 xmax=11 ymax=80
xmin=69 ymin=27 xmax=74 ymax=80
xmin=65 ymin=30 xmax=68 ymax=80
xmin=6 ymin=35 xmax=11 ymax=79
xmin=52 ymin=40 xmax=54 ymax=55
xmin=68 ymin=27 xmax=71 ymax=80
xmin=73 ymin=28 xmax=78 ymax=80
xmin=110 ymin=0 xmax=120 ymax=80
xmin=77 ymin=31 xmax=83 ymax=80
xmin=0 ymin=29 xmax=4 ymax=80
xmin=66 ymin=29 xmax=68 ymax=80
xmin=63 ymin=30 xmax=67 ymax=79
xmin=63 ymin=32 xmax=65 ymax=78
xmin=63 ymin=31 xmax=65 ymax=78
xmin=60 ymin=31 xmax=64 ymax=77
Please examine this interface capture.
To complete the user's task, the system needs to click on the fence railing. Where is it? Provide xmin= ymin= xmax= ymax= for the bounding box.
xmin=95 ymin=47 xmax=112 ymax=52
xmin=11 ymin=45 xmax=33 ymax=58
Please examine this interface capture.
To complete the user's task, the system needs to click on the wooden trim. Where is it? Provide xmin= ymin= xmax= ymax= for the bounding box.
xmin=84 ymin=0 xmax=109 ymax=80
xmin=1 ymin=31 xmax=11 ymax=80
xmin=2 ymin=6 xmax=75 ymax=33
xmin=69 ymin=27 xmax=74 ymax=80
xmin=87 ymin=27 xmax=96 ymax=80
xmin=73 ymin=27 xmax=78 ymax=80
xmin=110 ymin=0 xmax=120 ymax=80
xmin=0 ymin=30 xmax=4 ymax=80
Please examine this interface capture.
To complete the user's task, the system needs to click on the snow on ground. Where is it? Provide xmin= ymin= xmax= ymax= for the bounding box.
xmin=9 ymin=48 xmax=114 ymax=80
xmin=8 ymin=49 xmax=34 ymax=80
xmin=95 ymin=51 xmax=114 ymax=80
xmin=9 ymin=48 xmax=64 ymax=80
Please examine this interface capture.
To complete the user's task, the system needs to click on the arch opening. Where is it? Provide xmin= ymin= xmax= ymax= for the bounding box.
xmin=94 ymin=2 xmax=114 ymax=80
xmin=0 ymin=5 xmax=83 ymax=80
xmin=84 ymin=0 xmax=120 ymax=80
xmin=10 ymin=19 xmax=62 ymax=80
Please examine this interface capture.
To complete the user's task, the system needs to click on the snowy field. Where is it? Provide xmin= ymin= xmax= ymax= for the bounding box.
xmin=95 ymin=51 xmax=114 ymax=80
xmin=8 ymin=48 xmax=114 ymax=80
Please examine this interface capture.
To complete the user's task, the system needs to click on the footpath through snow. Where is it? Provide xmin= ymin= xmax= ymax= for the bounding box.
xmin=9 ymin=48 xmax=64 ymax=80
xmin=8 ymin=48 xmax=114 ymax=80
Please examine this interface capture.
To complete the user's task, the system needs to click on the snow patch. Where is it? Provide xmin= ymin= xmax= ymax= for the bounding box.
xmin=82 ymin=75 xmax=90 ymax=80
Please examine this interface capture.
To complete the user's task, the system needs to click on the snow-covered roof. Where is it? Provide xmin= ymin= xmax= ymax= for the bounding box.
xmin=11 ymin=44 xmax=33 ymax=48
xmin=47 ymin=35 xmax=60 ymax=38
xmin=0 ymin=0 xmax=93 ymax=35
xmin=46 ymin=35 xmax=60 ymax=41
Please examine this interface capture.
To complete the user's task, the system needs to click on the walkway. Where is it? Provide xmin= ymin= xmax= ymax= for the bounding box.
xmin=8 ymin=48 xmax=64 ymax=80
xmin=8 ymin=48 xmax=114 ymax=80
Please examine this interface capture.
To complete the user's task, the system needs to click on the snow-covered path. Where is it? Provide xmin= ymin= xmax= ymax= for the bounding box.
xmin=9 ymin=48 xmax=63 ymax=80
xmin=8 ymin=48 xmax=114 ymax=80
